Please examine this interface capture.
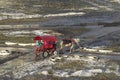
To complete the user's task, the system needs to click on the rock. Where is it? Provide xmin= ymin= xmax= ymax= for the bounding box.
xmin=41 ymin=71 xmax=48 ymax=75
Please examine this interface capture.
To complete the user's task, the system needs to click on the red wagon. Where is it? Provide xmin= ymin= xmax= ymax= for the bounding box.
xmin=34 ymin=35 xmax=58 ymax=60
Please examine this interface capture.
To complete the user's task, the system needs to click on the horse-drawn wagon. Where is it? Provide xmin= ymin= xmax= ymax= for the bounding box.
xmin=34 ymin=35 xmax=58 ymax=60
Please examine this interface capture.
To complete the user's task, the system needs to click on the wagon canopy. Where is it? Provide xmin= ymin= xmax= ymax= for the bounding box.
xmin=34 ymin=36 xmax=58 ymax=42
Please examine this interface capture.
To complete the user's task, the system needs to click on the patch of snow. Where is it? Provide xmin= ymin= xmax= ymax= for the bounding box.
xmin=41 ymin=71 xmax=48 ymax=75
xmin=54 ymin=69 xmax=102 ymax=77
xmin=18 ymin=43 xmax=34 ymax=46
xmin=0 ymin=50 xmax=11 ymax=56
xmin=5 ymin=41 xmax=35 ymax=46
xmin=55 ymin=56 xmax=62 ymax=60
xmin=0 ymin=12 xmax=85 ymax=20
xmin=1 ymin=12 xmax=25 ymax=16
xmin=71 ymin=70 xmax=94 ymax=77
xmin=83 ymin=47 xmax=98 ymax=52
xmin=66 ymin=56 xmax=81 ymax=61
xmin=54 ymin=71 xmax=69 ymax=77
xmin=98 ymin=50 xmax=113 ymax=53
xmin=91 ymin=46 xmax=105 ymax=49
xmin=44 ymin=12 xmax=85 ymax=17
xmin=5 ymin=41 xmax=17 ymax=46
xmin=33 ymin=5 xmax=43 ymax=7
xmin=32 ymin=30 xmax=50 ymax=36
xmin=105 ymin=69 xmax=113 ymax=73
xmin=87 ymin=56 xmax=97 ymax=60
xmin=29 ymin=70 xmax=37 ymax=75
xmin=8 ymin=31 xmax=31 ymax=35
xmin=64 ymin=7 xmax=98 ymax=11
xmin=89 ymin=69 xmax=102 ymax=73
xmin=4 ymin=30 xmax=52 ymax=37
xmin=62 ymin=55 xmax=68 ymax=58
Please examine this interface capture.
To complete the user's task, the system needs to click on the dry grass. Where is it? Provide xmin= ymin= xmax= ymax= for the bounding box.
xmin=52 ymin=60 xmax=85 ymax=70
xmin=0 ymin=18 xmax=48 ymax=25
xmin=0 ymin=33 xmax=33 ymax=43
xmin=105 ymin=46 xmax=120 ymax=52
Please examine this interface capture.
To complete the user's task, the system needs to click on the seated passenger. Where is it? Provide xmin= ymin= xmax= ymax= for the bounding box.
xmin=36 ymin=40 xmax=44 ymax=47
xmin=34 ymin=40 xmax=44 ymax=61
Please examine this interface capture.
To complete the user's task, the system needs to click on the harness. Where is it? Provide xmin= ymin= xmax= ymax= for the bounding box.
xmin=62 ymin=39 xmax=72 ymax=44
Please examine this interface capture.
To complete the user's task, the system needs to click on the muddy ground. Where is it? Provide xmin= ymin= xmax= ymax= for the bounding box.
xmin=0 ymin=0 xmax=120 ymax=79
xmin=0 ymin=25 xmax=120 ymax=80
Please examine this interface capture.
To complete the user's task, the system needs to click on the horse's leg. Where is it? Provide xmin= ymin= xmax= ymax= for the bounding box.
xmin=70 ymin=44 xmax=74 ymax=53
xmin=59 ymin=41 xmax=63 ymax=50
xmin=59 ymin=41 xmax=64 ymax=54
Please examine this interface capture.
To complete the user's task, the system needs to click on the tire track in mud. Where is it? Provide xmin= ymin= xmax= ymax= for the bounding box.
xmin=0 ymin=50 xmax=54 ymax=79
xmin=0 ymin=54 xmax=20 ymax=64
xmin=0 ymin=51 xmax=33 ymax=78
xmin=0 ymin=47 xmax=33 ymax=65
xmin=0 ymin=52 xmax=29 ymax=64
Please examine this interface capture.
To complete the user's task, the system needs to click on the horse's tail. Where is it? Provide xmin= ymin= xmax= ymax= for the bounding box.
xmin=59 ymin=41 xmax=63 ymax=50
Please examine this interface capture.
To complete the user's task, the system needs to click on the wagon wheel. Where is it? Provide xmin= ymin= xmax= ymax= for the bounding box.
xmin=42 ymin=51 xmax=49 ymax=58
xmin=53 ymin=51 xmax=58 ymax=56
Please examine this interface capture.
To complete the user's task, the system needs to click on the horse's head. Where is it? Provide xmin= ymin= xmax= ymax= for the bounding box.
xmin=73 ymin=38 xmax=80 ymax=43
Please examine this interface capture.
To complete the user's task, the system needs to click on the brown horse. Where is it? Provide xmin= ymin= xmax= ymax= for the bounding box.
xmin=59 ymin=38 xmax=80 ymax=54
